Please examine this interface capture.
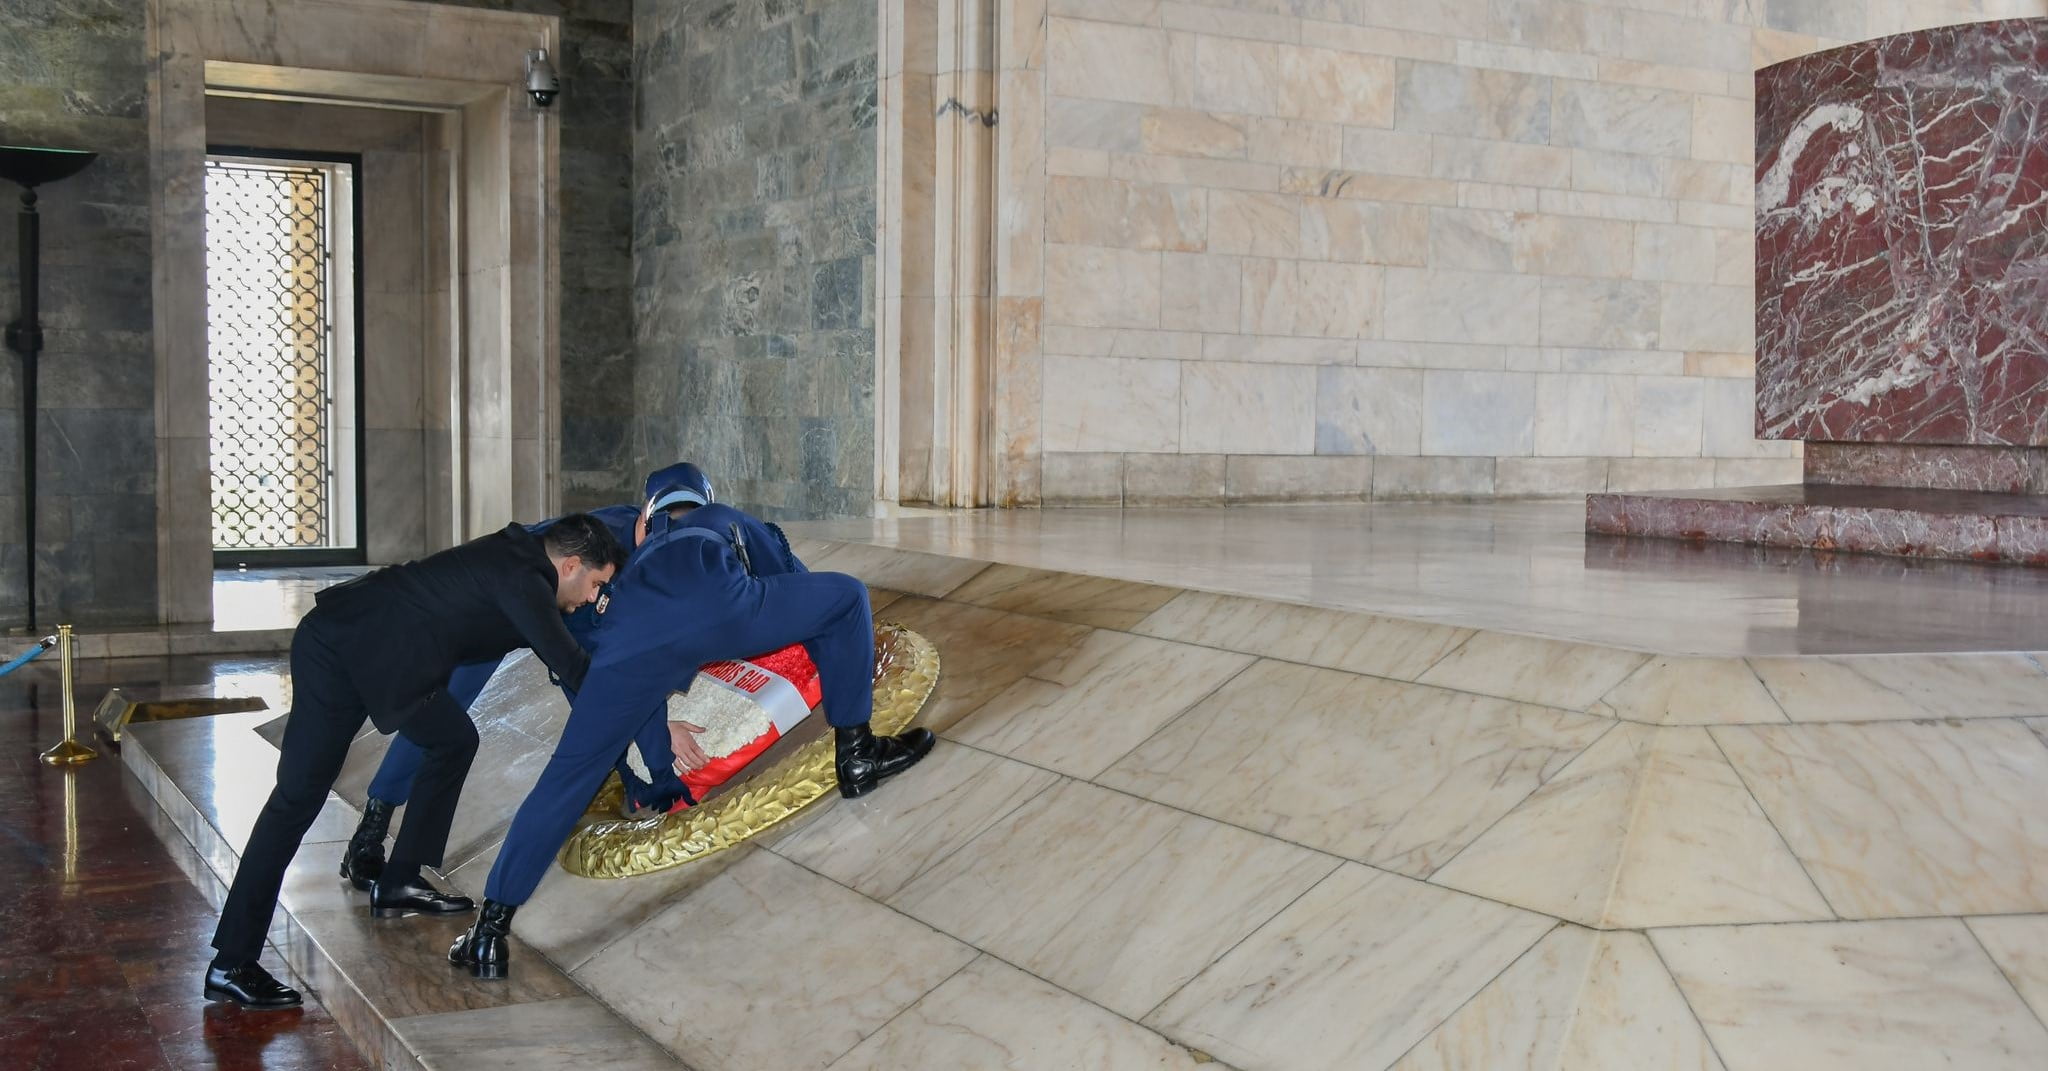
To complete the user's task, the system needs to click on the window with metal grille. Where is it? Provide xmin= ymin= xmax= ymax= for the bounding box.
xmin=204 ymin=153 xmax=361 ymax=559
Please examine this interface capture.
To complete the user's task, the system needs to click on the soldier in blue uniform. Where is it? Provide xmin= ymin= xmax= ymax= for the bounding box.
xmin=337 ymin=493 xmax=696 ymax=895
xmin=448 ymin=463 xmax=934 ymax=979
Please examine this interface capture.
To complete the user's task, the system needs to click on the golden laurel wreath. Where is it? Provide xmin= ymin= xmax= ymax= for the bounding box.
xmin=559 ymin=623 xmax=939 ymax=879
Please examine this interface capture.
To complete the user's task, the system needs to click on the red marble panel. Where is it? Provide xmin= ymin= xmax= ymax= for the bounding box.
xmin=1756 ymin=19 xmax=2048 ymax=446
xmin=1586 ymin=485 xmax=2048 ymax=564
xmin=1804 ymin=442 xmax=2048 ymax=492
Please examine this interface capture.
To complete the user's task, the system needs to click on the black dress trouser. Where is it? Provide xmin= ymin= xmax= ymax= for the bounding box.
xmin=210 ymin=610 xmax=480 ymax=966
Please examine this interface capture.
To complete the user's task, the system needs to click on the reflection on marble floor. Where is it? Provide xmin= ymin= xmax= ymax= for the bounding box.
xmin=213 ymin=565 xmax=368 ymax=632
xmin=790 ymin=502 xmax=2048 ymax=655
xmin=102 ymin=531 xmax=2048 ymax=1071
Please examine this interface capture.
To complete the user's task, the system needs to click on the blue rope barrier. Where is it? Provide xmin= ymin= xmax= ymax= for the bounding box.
xmin=0 ymin=637 xmax=56 ymax=678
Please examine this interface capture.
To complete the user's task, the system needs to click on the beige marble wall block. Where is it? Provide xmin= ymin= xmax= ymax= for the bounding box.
xmin=1239 ymin=257 xmax=1302 ymax=334
xmin=1160 ymin=251 xmax=1242 ymax=333
xmin=1617 ymin=9 xmax=1750 ymax=72
xmin=1045 ymin=175 xmax=1206 ymax=251
xmin=1384 ymin=267 xmax=1542 ymax=346
xmin=1633 ymin=222 xmax=1717 ymax=283
xmin=1224 ymin=454 xmax=1373 ymax=500
xmin=1555 ymin=348 xmax=1681 ymax=375
xmin=1667 ymin=158 xmax=1749 ymax=205
xmin=1182 ymin=361 xmax=1316 ymax=455
xmin=1044 ymin=324 xmax=1202 ymax=359
xmin=1691 ymin=93 xmax=1753 ymax=164
xmin=1702 ymin=377 xmax=1795 ymax=459
xmin=1137 ymin=107 xmax=1248 ymax=158
xmin=1202 ymin=334 xmax=1354 ymax=366
xmin=1660 ymin=282 xmax=1753 ymax=352
xmin=1539 ymin=277 xmax=1660 ymax=349
xmin=1422 ymin=369 xmax=1537 ymax=456
xmin=1300 ymin=199 xmax=1430 ymax=265
xmin=1513 ymin=214 xmax=1634 ymax=278
xmin=1045 ymin=244 xmax=1162 ymax=328
xmin=1247 ymin=117 xmax=1342 ymax=167
xmin=1041 ymin=354 xmax=1181 ymax=454
xmin=1715 ymin=458 xmax=1800 ymax=485
xmin=1277 ymin=45 xmax=1396 ymax=126
xmin=1149 ymin=864 xmax=1553 ymax=1071
xmin=1159 ymin=0 xmax=1302 ymax=44
xmin=1431 ymin=135 xmax=1573 ymax=186
xmin=1047 ymin=97 xmax=1144 ymax=152
xmin=1122 ymin=452 xmax=1227 ymax=503
xmin=1496 ymin=457 xmax=1611 ymax=495
xmin=1552 ymin=80 xmax=1691 ymax=156
xmin=1454 ymin=38 xmax=1600 ymax=80
xmin=1374 ymin=456 xmax=1497 ymax=497
xmin=1391 ymin=927 xmax=1725 ymax=1071
xmin=1713 ymin=228 xmax=1752 ymax=286
xmin=1294 ymin=260 xmax=1382 ymax=339
xmin=1428 ymin=206 xmax=1516 ymax=272
xmin=1041 ymin=451 xmax=1125 ymax=504
xmin=1569 ymin=147 xmax=1671 ymax=197
xmin=1632 ymin=375 xmax=1706 ymax=457
xmin=1395 ymin=61 xmax=1552 ymax=143
xmin=1206 ymin=188 xmax=1300 ymax=257
xmin=1341 ymin=127 xmax=1433 ymax=175
xmin=1486 ymin=0 xmax=1624 ymax=55
xmin=1535 ymin=373 xmax=1636 ymax=457
xmin=1047 ymin=145 xmax=1111 ymax=176
xmin=1283 ymin=167 xmax=1460 ymax=205
xmin=1047 ymin=0 xmax=1162 ymax=26
xmin=1539 ymin=187 xmax=1676 ymax=223
xmin=1193 ymin=34 xmax=1283 ymax=114
xmin=1110 ymin=150 xmax=1281 ymax=191
xmin=1653 ymin=919 xmax=2048 ymax=1071
xmin=1685 ymin=351 xmax=1755 ymax=378
xmin=1316 ymin=365 xmax=1426 ymax=455
xmin=1606 ymin=457 xmax=1716 ymax=490
xmin=1047 ymin=18 xmax=1175 ymax=105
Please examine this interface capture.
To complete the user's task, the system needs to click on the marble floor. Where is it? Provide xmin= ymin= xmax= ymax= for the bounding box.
xmin=0 ymin=656 xmax=367 ymax=1071
xmin=51 ymin=523 xmax=2048 ymax=1070
xmin=791 ymin=501 xmax=2048 ymax=655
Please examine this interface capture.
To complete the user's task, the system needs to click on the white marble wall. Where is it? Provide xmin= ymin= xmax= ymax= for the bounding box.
xmin=1024 ymin=0 xmax=2048 ymax=503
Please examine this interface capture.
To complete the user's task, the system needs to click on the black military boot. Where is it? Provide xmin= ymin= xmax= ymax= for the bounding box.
xmin=834 ymin=724 xmax=935 ymax=799
xmin=339 ymin=798 xmax=393 ymax=891
xmin=448 ymin=900 xmax=517 ymax=980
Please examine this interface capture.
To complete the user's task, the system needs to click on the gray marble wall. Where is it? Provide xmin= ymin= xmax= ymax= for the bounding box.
xmin=0 ymin=0 xmax=155 ymax=628
xmin=442 ymin=0 xmax=639 ymax=511
xmin=631 ymin=0 xmax=878 ymax=520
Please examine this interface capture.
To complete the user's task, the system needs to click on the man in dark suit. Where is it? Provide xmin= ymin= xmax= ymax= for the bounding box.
xmin=203 ymin=515 xmax=626 ymax=1010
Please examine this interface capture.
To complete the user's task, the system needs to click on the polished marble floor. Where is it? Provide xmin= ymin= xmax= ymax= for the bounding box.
xmin=0 ymin=656 xmax=365 ymax=1071
xmin=792 ymin=501 xmax=2048 ymax=655
xmin=36 ymin=527 xmax=2048 ymax=1070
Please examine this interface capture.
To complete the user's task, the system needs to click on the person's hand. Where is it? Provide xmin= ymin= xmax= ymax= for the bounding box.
xmin=669 ymin=720 xmax=709 ymax=773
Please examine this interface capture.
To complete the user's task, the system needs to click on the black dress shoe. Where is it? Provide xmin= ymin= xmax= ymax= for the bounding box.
xmin=339 ymin=798 xmax=393 ymax=891
xmin=835 ymin=724 xmax=935 ymax=799
xmin=203 ymin=963 xmax=302 ymax=1009
xmin=448 ymin=900 xmax=517 ymax=980
xmin=370 ymin=878 xmax=476 ymax=918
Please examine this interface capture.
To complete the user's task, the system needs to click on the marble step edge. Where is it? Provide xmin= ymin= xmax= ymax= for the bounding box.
xmin=799 ymin=538 xmax=2048 ymax=726
xmin=116 ymin=722 xmax=682 ymax=1071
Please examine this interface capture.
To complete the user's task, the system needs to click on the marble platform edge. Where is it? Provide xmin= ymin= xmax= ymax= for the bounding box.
xmin=1587 ymin=485 xmax=2048 ymax=566
xmin=800 ymin=538 xmax=2048 ymax=724
xmin=116 ymin=715 xmax=683 ymax=1071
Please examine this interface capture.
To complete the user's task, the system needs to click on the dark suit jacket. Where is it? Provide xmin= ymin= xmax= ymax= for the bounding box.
xmin=308 ymin=523 xmax=590 ymax=731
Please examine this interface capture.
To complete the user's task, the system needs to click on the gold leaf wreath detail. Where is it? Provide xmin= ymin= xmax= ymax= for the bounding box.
xmin=559 ymin=623 xmax=939 ymax=879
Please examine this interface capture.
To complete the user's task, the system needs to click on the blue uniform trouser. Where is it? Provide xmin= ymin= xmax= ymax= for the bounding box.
xmin=367 ymin=656 xmax=684 ymax=808
xmin=484 ymin=570 xmax=874 ymax=904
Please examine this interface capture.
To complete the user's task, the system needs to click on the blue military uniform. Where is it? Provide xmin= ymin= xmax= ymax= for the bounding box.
xmin=481 ymin=499 xmax=876 ymax=906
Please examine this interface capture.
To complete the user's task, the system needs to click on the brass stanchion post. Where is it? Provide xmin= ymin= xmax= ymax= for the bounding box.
xmin=38 ymin=624 xmax=96 ymax=765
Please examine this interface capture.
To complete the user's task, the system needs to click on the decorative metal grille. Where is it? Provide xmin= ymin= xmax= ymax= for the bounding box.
xmin=206 ymin=160 xmax=336 ymax=551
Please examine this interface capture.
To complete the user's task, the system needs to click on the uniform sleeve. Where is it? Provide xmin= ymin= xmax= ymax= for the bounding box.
xmin=496 ymin=574 xmax=591 ymax=691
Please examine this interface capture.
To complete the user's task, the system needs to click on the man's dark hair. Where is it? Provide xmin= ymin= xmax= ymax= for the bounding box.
xmin=542 ymin=513 xmax=627 ymax=571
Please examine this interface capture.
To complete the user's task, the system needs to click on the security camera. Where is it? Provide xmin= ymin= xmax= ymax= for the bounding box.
xmin=525 ymin=49 xmax=559 ymax=107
